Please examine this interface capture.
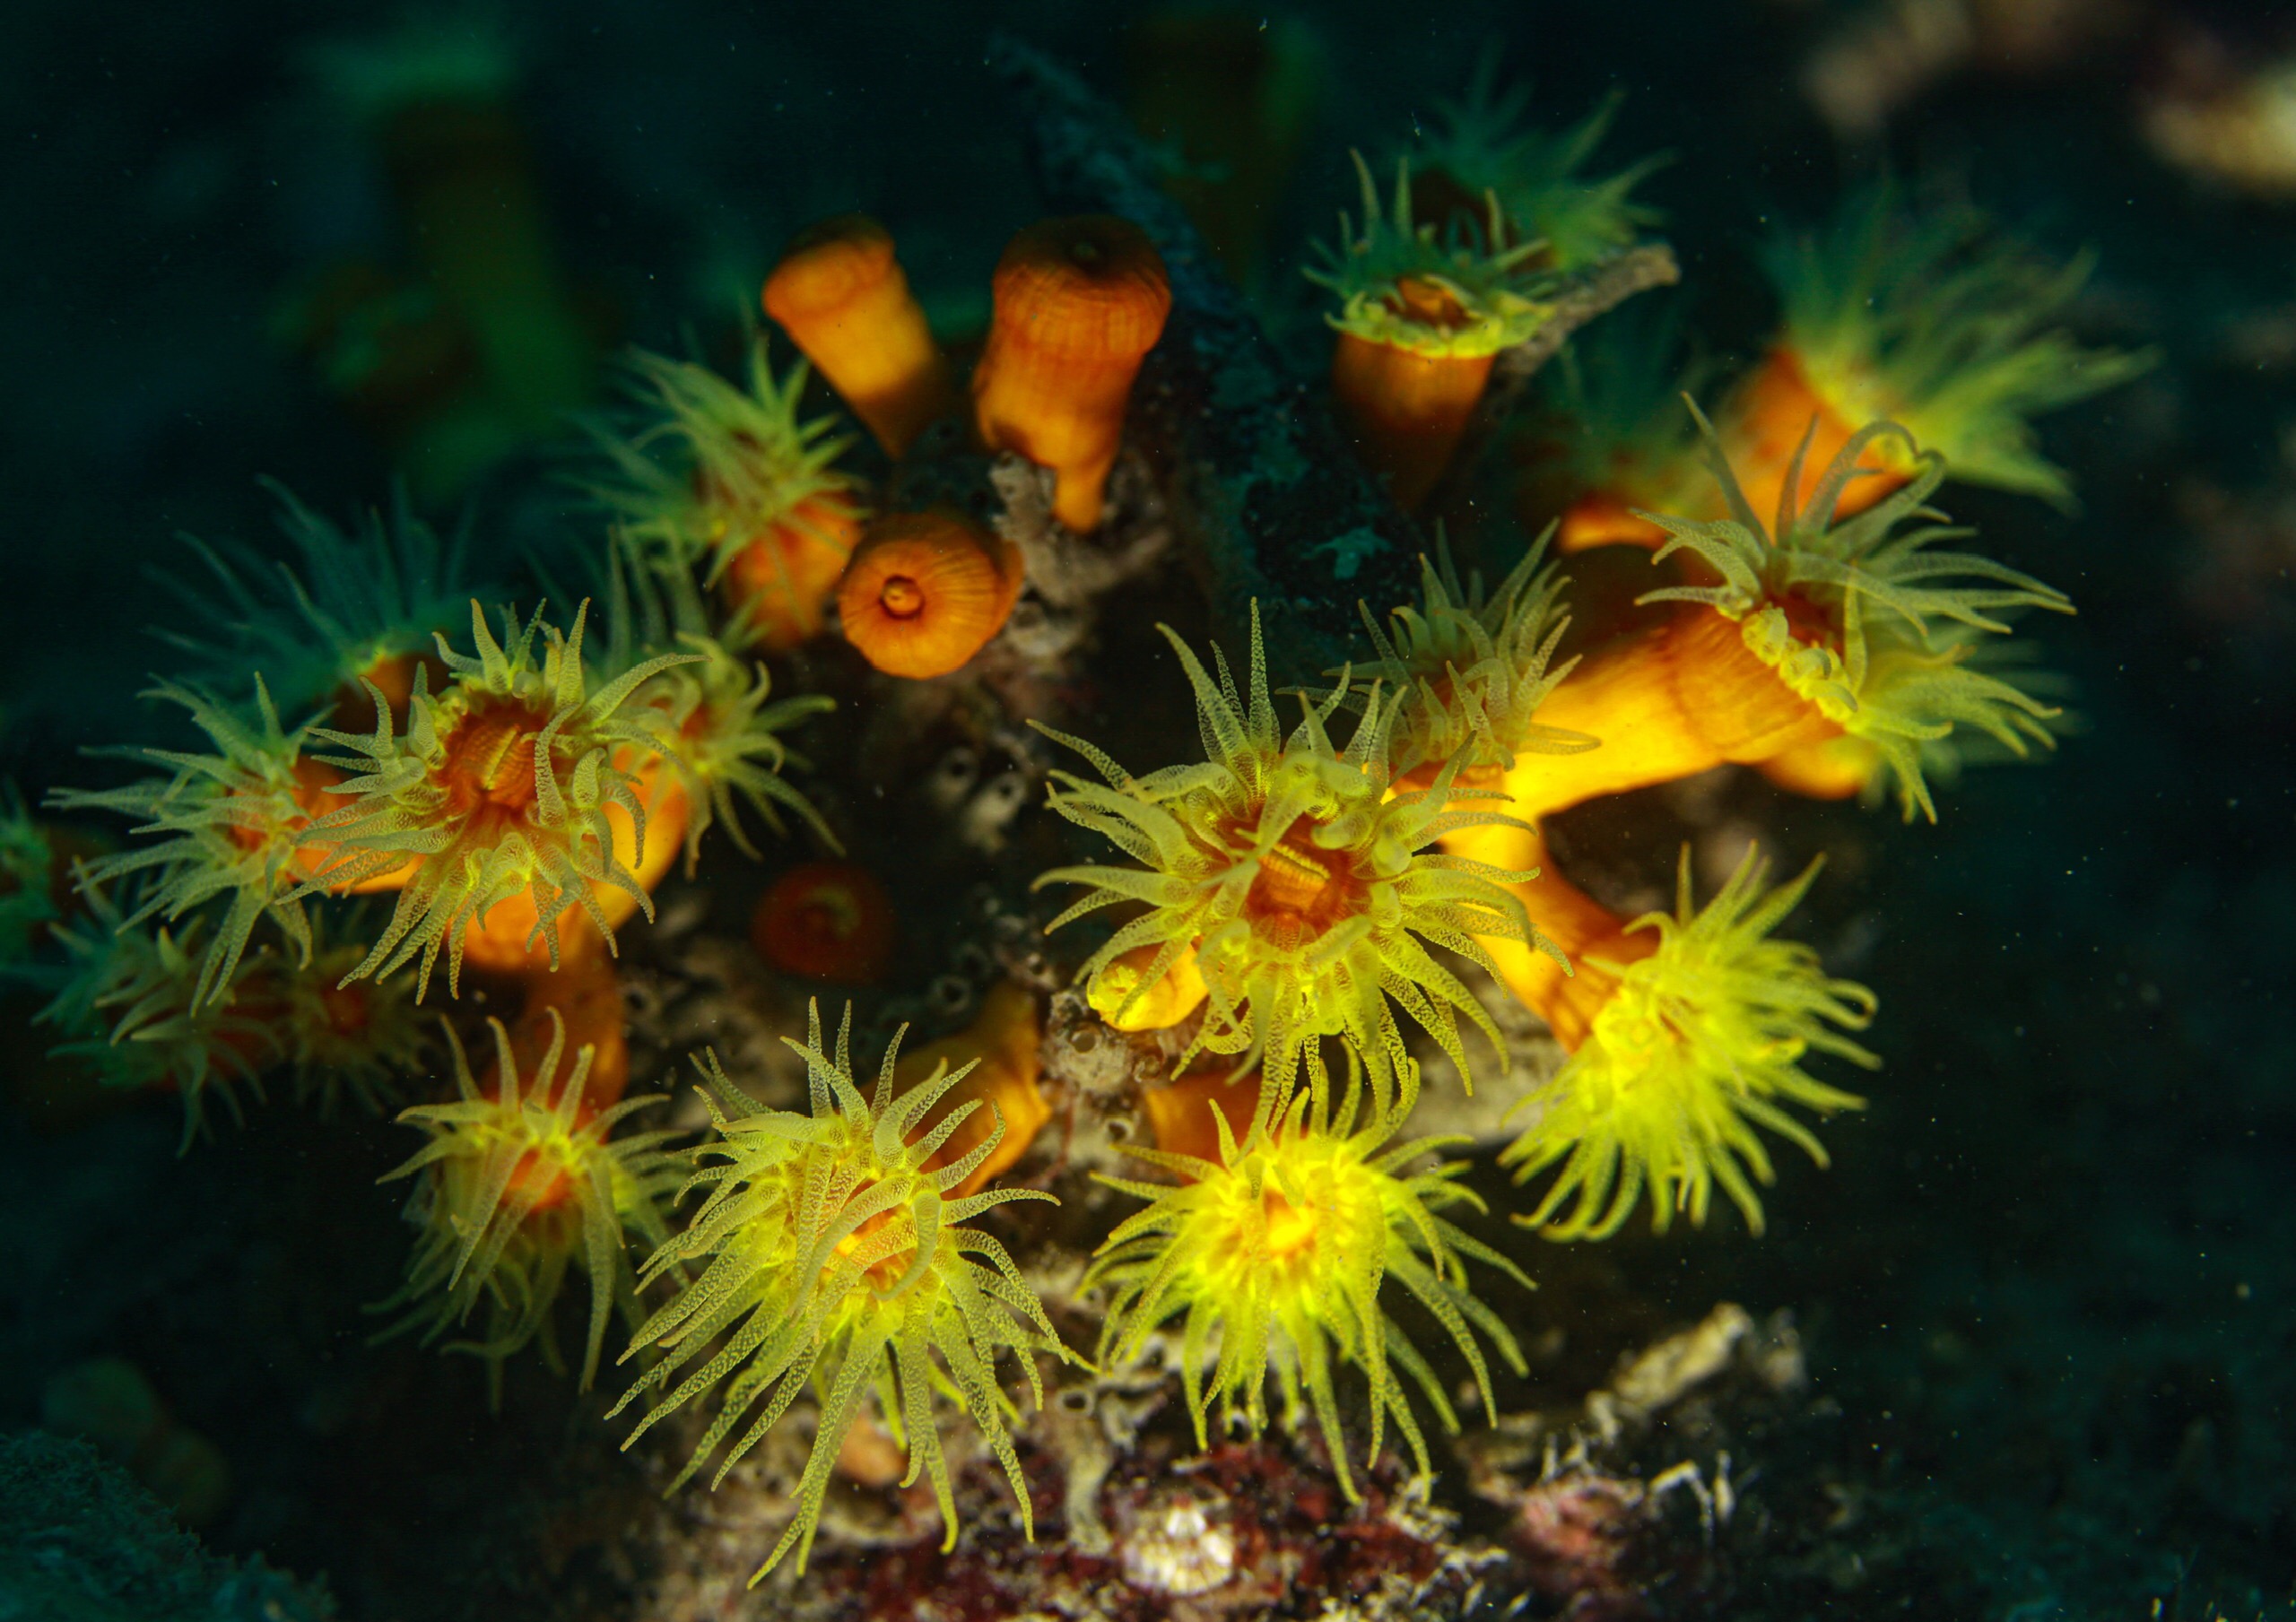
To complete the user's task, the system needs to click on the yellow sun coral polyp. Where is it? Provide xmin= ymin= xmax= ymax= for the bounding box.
xmin=39 ymin=879 xmax=281 ymax=1146
xmin=1499 ymin=846 xmax=1878 ymax=1241
xmin=294 ymin=600 xmax=701 ymax=995
xmin=1351 ymin=529 xmax=1595 ymax=787
xmin=582 ymin=341 xmax=865 ymax=653
xmin=1091 ymin=1060 xmax=1526 ymax=1500
xmin=51 ymin=680 xmax=328 ymax=1008
xmin=1310 ymin=155 xmax=1554 ymax=507
xmin=372 ymin=1007 xmax=679 ymax=1405
xmin=1034 ymin=604 xmax=1559 ymax=1124
xmin=1470 ymin=412 xmax=2073 ymax=841
xmin=610 ymin=1003 xmax=1070 ymax=1583
xmin=1743 ymin=191 xmax=2151 ymax=513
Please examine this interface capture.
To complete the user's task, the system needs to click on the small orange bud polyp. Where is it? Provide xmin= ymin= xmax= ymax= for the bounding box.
xmin=718 ymin=493 xmax=863 ymax=653
xmin=1330 ymin=279 xmax=1496 ymax=510
xmin=763 ymin=214 xmax=954 ymax=458
xmin=1088 ymin=941 xmax=1207 ymax=1032
xmin=973 ymin=215 xmax=1172 ymax=533
xmin=837 ymin=509 xmax=1023 ymax=679
xmin=750 ymin=860 xmax=898 ymax=984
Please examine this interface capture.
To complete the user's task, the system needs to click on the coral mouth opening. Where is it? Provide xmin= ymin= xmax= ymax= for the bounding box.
xmin=879 ymin=576 xmax=926 ymax=619
xmin=1773 ymin=587 xmax=1843 ymax=655
xmin=1242 ymin=823 xmax=1369 ymax=950
xmin=436 ymin=695 xmax=558 ymax=821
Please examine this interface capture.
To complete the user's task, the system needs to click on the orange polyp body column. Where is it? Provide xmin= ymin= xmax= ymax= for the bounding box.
xmin=1141 ymin=1064 xmax=1258 ymax=1165
xmin=719 ymin=493 xmax=864 ymax=653
xmin=457 ymin=769 xmax=689 ymax=978
xmin=1456 ymin=828 xmax=1659 ymax=1052
xmin=1330 ymin=299 xmax=1496 ymax=512
xmin=764 ymin=214 xmax=954 ymax=458
xmin=837 ymin=509 xmax=1024 ymax=679
xmin=1492 ymin=607 xmax=1844 ymax=828
xmin=1557 ymin=489 xmax=1668 ymax=552
xmin=1722 ymin=346 xmax=1911 ymax=525
xmin=1758 ymin=733 xmax=1879 ymax=801
xmin=973 ymin=215 xmax=1172 ymax=533
xmin=894 ymin=982 xmax=1048 ymax=1195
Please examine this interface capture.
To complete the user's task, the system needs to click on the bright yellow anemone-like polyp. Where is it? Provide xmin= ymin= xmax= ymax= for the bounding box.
xmin=1091 ymin=1063 xmax=1526 ymax=1500
xmin=370 ymin=1009 xmax=679 ymax=1406
xmin=608 ymin=1002 xmax=1070 ymax=1583
xmin=1033 ymin=603 xmax=1560 ymax=1124
xmin=297 ymin=601 xmax=700 ymax=996
xmin=1500 ymin=847 xmax=1878 ymax=1241
xmin=1350 ymin=528 xmax=1595 ymax=786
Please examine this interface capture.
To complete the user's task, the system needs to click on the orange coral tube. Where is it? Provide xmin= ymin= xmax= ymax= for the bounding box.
xmin=750 ymin=860 xmax=897 ymax=984
xmin=1466 ymin=830 xmax=1656 ymax=1052
xmin=764 ymin=214 xmax=955 ymax=458
xmin=1479 ymin=608 xmax=1845 ymax=833
xmin=837 ymin=510 xmax=1023 ymax=679
xmin=1330 ymin=282 xmax=1496 ymax=510
xmin=1756 ymin=733 xmax=1879 ymax=802
xmin=1556 ymin=490 xmax=1667 ymax=552
xmin=894 ymin=981 xmax=1048 ymax=1195
xmin=973 ymin=216 xmax=1172 ymax=533
xmin=718 ymin=493 xmax=864 ymax=653
xmin=1140 ymin=1063 xmax=1257 ymax=1166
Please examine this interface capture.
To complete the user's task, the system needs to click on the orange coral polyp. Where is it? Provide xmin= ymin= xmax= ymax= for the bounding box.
xmin=1720 ymin=346 xmax=1912 ymax=529
xmin=434 ymin=694 xmax=554 ymax=822
xmin=751 ymin=860 xmax=897 ymax=983
xmin=1464 ymin=831 xmax=1658 ymax=1049
xmin=837 ymin=510 xmax=1023 ymax=679
xmin=891 ymin=982 xmax=1048 ymax=1194
xmin=1139 ymin=1064 xmax=1257 ymax=1164
xmin=973 ymin=215 xmax=1172 ymax=533
xmin=763 ymin=214 xmax=955 ymax=458
xmin=454 ymin=770 xmax=688 ymax=979
xmin=1330 ymin=280 xmax=1498 ymax=510
xmin=718 ymin=493 xmax=863 ymax=653
xmin=1493 ymin=607 xmax=1843 ymax=828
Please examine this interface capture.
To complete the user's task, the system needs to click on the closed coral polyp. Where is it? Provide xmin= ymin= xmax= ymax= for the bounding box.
xmin=764 ymin=214 xmax=954 ymax=457
xmin=973 ymin=215 xmax=1171 ymax=532
xmin=750 ymin=859 xmax=897 ymax=983
xmin=837 ymin=510 xmax=1022 ymax=679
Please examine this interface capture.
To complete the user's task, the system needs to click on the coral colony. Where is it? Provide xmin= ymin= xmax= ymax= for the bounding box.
xmin=4 ymin=36 xmax=2139 ymax=1594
